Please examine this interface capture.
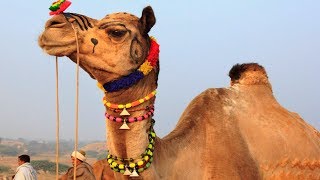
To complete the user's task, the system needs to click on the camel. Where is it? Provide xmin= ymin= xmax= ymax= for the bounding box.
xmin=38 ymin=6 xmax=320 ymax=179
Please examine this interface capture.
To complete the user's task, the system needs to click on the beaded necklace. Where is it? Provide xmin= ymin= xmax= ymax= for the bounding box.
xmin=105 ymin=106 xmax=154 ymax=130
xmin=102 ymin=37 xmax=159 ymax=92
xmin=105 ymin=106 xmax=154 ymax=123
xmin=103 ymin=90 xmax=156 ymax=116
xmin=107 ymin=119 xmax=156 ymax=177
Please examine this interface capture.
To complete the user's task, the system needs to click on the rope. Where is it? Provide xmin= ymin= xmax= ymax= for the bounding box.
xmin=55 ymin=57 xmax=60 ymax=180
xmin=71 ymin=23 xmax=80 ymax=180
xmin=54 ymin=23 xmax=80 ymax=180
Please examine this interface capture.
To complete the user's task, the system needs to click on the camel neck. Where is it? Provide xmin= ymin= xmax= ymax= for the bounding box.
xmin=103 ymin=70 xmax=158 ymax=165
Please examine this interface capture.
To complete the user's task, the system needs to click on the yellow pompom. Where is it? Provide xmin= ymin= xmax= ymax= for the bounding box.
xmin=125 ymin=104 xmax=132 ymax=108
xmin=139 ymin=99 xmax=144 ymax=103
xmin=144 ymin=156 xmax=149 ymax=161
xmin=111 ymin=162 xmax=118 ymax=168
xmin=118 ymin=104 xmax=124 ymax=109
xmin=119 ymin=164 xmax=124 ymax=169
xmin=138 ymin=61 xmax=153 ymax=75
xmin=137 ymin=161 xmax=144 ymax=166
xmin=129 ymin=163 xmax=135 ymax=168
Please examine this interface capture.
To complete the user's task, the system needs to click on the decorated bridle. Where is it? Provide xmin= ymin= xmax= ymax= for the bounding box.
xmin=49 ymin=0 xmax=160 ymax=177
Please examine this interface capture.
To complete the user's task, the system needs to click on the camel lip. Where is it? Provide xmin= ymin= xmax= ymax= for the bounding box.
xmin=41 ymin=45 xmax=74 ymax=57
xmin=39 ymin=37 xmax=76 ymax=48
xmin=39 ymin=36 xmax=76 ymax=56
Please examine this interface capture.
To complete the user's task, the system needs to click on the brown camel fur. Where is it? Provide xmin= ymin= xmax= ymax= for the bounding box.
xmin=38 ymin=6 xmax=320 ymax=180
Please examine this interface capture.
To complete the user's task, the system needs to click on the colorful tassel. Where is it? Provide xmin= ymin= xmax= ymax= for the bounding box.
xmin=49 ymin=0 xmax=72 ymax=16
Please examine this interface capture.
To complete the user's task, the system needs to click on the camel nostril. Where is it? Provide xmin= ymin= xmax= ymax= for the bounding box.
xmin=48 ymin=20 xmax=66 ymax=28
xmin=46 ymin=17 xmax=67 ymax=28
xmin=51 ymin=21 xmax=61 ymax=26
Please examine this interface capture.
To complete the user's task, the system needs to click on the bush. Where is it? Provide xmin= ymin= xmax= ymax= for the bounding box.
xmin=0 ymin=165 xmax=10 ymax=173
xmin=31 ymin=160 xmax=69 ymax=173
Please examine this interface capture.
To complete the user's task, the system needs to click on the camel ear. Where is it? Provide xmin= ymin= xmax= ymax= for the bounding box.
xmin=139 ymin=6 xmax=156 ymax=35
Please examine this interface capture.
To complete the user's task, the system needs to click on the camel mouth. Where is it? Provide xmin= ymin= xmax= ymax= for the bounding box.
xmin=38 ymin=34 xmax=76 ymax=56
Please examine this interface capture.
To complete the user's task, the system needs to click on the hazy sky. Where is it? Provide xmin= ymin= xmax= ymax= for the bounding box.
xmin=0 ymin=0 xmax=319 ymax=141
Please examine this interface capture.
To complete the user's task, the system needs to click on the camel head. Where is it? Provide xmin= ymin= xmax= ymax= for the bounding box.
xmin=38 ymin=6 xmax=156 ymax=85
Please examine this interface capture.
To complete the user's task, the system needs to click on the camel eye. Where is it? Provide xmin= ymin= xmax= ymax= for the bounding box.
xmin=108 ymin=30 xmax=127 ymax=38
xmin=103 ymin=25 xmax=129 ymax=43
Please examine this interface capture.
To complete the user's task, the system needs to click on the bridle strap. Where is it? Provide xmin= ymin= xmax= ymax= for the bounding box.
xmin=70 ymin=22 xmax=80 ymax=180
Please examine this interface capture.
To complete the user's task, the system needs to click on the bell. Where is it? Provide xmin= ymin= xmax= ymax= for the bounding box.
xmin=120 ymin=108 xmax=130 ymax=116
xmin=130 ymin=169 xmax=139 ymax=177
xmin=120 ymin=120 xmax=130 ymax=130
xmin=123 ymin=167 xmax=131 ymax=176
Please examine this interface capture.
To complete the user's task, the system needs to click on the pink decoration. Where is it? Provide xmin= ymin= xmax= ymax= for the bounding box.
xmin=49 ymin=1 xmax=72 ymax=16
xmin=105 ymin=108 xmax=154 ymax=123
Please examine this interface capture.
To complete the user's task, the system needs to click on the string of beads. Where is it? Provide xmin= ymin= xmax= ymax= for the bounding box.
xmin=105 ymin=106 xmax=154 ymax=123
xmin=107 ymin=119 xmax=156 ymax=175
xmin=103 ymin=90 xmax=156 ymax=109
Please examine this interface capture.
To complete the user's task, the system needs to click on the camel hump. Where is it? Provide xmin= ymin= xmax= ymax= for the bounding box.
xmin=229 ymin=63 xmax=270 ymax=86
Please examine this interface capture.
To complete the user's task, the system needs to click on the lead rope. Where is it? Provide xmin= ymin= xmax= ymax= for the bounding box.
xmin=49 ymin=1 xmax=76 ymax=179
xmin=71 ymin=22 xmax=80 ymax=180
xmin=55 ymin=57 xmax=60 ymax=180
xmin=54 ymin=23 xmax=80 ymax=180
